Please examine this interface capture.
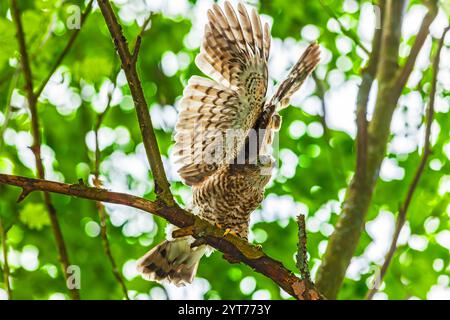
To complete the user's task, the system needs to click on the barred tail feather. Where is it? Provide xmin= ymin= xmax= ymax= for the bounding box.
xmin=137 ymin=238 xmax=206 ymax=287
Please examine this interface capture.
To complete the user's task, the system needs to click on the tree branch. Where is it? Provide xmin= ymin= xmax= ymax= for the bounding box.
xmin=376 ymin=0 xmax=405 ymax=83
xmin=34 ymin=0 xmax=94 ymax=99
xmin=0 ymin=70 xmax=20 ymax=151
xmin=316 ymin=0 xmax=432 ymax=298
xmin=92 ymin=70 xmax=129 ymax=300
xmin=312 ymin=73 xmax=330 ymax=143
xmin=366 ymin=25 xmax=449 ymax=300
xmin=316 ymin=0 xmax=439 ymax=299
xmin=315 ymin=0 xmax=387 ymax=299
xmin=0 ymin=173 xmax=323 ymax=300
xmin=97 ymin=0 xmax=173 ymax=205
xmin=313 ymin=71 xmax=344 ymax=183
xmin=368 ymin=0 xmax=437 ymax=170
xmin=296 ymin=214 xmax=310 ymax=282
xmin=318 ymin=0 xmax=370 ymax=55
xmin=11 ymin=0 xmax=79 ymax=300
xmin=393 ymin=0 xmax=438 ymax=95
xmin=355 ymin=0 xmax=385 ymax=179
xmin=88 ymin=0 xmax=322 ymax=300
xmin=131 ymin=14 xmax=152 ymax=65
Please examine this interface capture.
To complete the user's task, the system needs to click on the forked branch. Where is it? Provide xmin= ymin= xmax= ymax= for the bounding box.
xmin=11 ymin=0 xmax=79 ymax=300
xmin=97 ymin=0 xmax=173 ymax=205
xmin=366 ymin=25 xmax=449 ymax=300
xmin=0 ymin=173 xmax=323 ymax=300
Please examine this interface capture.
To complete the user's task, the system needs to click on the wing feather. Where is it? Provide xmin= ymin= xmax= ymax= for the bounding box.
xmin=224 ymin=1 xmax=248 ymax=56
xmin=174 ymin=1 xmax=271 ymax=185
xmin=269 ymin=43 xmax=321 ymax=107
xmin=237 ymin=2 xmax=256 ymax=54
xmin=251 ymin=8 xmax=264 ymax=59
xmin=263 ymin=23 xmax=271 ymax=60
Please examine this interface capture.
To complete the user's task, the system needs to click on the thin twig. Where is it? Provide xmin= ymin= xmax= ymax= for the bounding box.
xmin=132 ymin=14 xmax=152 ymax=64
xmin=296 ymin=214 xmax=310 ymax=282
xmin=93 ymin=69 xmax=121 ymax=180
xmin=34 ymin=0 xmax=94 ymax=98
xmin=312 ymin=73 xmax=330 ymax=141
xmin=11 ymin=0 xmax=79 ymax=300
xmin=29 ymin=7 xmax=58 ymax=60
xmin=90 ymin=16 xmax=156 ymax=298
xmin=394 ymin=1 xmax=438 ymax=95
xmin=355 ymin=0 xmax=384 ymax=180
xmin=97 ymin=0 xmax=173 ymax=205
xmin=316 ymin=0 xmax=412 ymax=299
xmin=87 ymin=0 xmax=321 ymax=299
xmin=366 ymin=25 xmax=449 ymax=300
xmin=92 ymin=69 xmax=129 ymax=300
xmin=0 ymin=173 xmax=323 ymax=300
xmin=96 ymin=201 xmax=130 ymax=299
xmin=318 ymin=0 xmax=370 ymax=54
xmin=0 ymin=219 xmax=12 ymax=300
xmin=312 ymin=73 xmax=344 ymax=181
xmin=0 ymin=70 xmax=20 ymax=151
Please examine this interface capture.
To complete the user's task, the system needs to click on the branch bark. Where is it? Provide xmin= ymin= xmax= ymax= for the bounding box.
xmin=11 ymin=0 xmax=79 ymax=300
xmin=366 ymin=25 xmax=449 ymax=300
xmin=90 ymin=16 xmax=154 ymax=296
xmin=394 ymin=2 xmax=439 ymax=95
xmin=315 ymin=0 xmax=385 ymax=298
xmin=0 ymin=173 xmax=323 ymax=300
xmin=316 ymin=0 xmax=438 ymax=299
xmin=296 ymin=214 xmax=310 ymax=282
xmin=7 ymin=0 xmax=324 ymax=300
xmin=97 ymin=0 xmax=173 ymax=205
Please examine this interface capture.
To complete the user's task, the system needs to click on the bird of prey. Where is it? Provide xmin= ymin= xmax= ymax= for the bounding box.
xmin=137 ymin=1 xmax=320 ymax=286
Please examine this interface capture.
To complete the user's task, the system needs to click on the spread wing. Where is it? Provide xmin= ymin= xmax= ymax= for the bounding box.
xmin=269 ymin=43 xmax=321 ymax=108
xmin=262 ymin=43 xmax=321 ymax=149
xmin=240 ymin=43 xmax=321 ymax=161
xmin=173 ymin=1 xmax=271 ymax=186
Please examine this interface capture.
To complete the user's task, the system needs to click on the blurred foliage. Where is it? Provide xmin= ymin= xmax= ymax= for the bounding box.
xmin=0 ymin=0 xmax=449 ymax=300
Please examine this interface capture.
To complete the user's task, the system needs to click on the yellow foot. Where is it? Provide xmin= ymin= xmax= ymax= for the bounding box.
xmin=223 ymin=228 xmax=238 ymax=237
xmin=254 ymin=244 xmax=263 ymax=250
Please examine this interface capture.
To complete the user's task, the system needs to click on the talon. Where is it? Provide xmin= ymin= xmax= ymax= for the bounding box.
xmin=223 ymin=228 xmax=238 ymax=237
xmin=254 ymin=244 xmax=263 ymax=250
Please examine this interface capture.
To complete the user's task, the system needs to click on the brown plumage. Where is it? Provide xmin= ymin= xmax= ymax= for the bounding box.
xmin=137 ymin=1 xmax=320 ymax=286
xmin=137 ymin=156 xmax=273 ymax=286
xmin=192 ymin=156 xmax=274 ymax=239
xmin=173 ymin=1 xmax=270 ymax=186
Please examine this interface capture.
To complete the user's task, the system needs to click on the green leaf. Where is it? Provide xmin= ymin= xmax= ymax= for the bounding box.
xmin=0 ymin=18 xmax=17 ymax=66
xmin=19 ymin=203 xmax=50 ymax=230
